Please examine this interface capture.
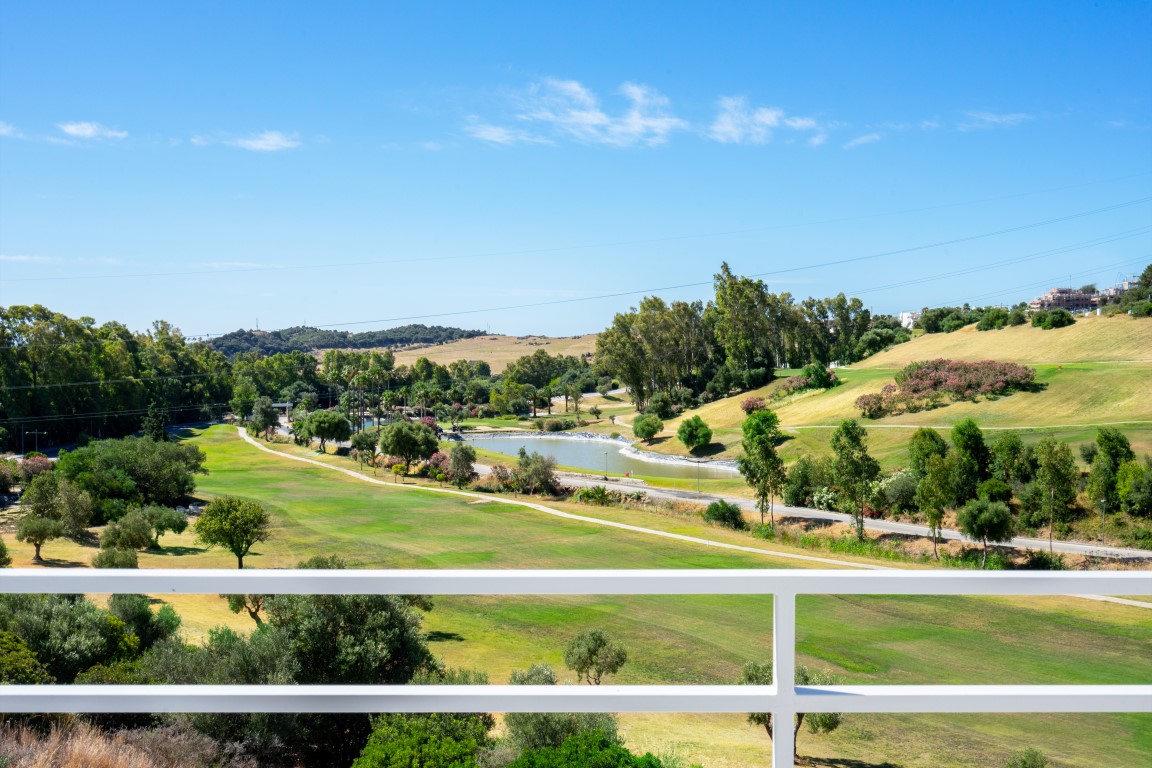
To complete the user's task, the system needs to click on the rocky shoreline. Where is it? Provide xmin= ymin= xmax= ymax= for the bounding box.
xmin=459 ymin=429 xmax=740 ymax=472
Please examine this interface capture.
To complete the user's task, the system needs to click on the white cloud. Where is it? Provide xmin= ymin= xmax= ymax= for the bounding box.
xmin=843 ymin=132 xmax=882 ymax=149
xmin=471 ymin=78 xmax=687 ymax=147
xmin=464 ymin=119 xmax=550 ymax=145
xmin=0 ymin=122 xmax=24 ymax=139
xmin=0 ymin=253 xmax=56 ymax=263
xmin=57 ymin=121 xmax=127 ymax=140
xmin=190 ymin=135 xmax=208 ymax=146
xmin=707 ymin=97 xmax=822 ymax=144
xmin=958 ymin=111 xmax=1033 ymax=131
xmin=419 ymin=141 xmax=443 ymax=151
xmin=228 ymin=131 xmax=301 ymax=152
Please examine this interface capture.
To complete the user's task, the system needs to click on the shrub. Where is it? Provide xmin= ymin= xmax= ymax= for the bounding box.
xmin=1031 ymin=309 xmax=1074 ymax=330
xmin=977 ymin=478 xmax=1013 ymax=504
xmin=855 ymin=358 xmax=1035 ymax=418
xmin=93 ymin=548 xmax=139 ymax=569
xmin=740 ymin=397 xmax=766 ymax=414
xmin=645 ymin=392 xmax=676 ymax=419
xmin=703 ymin=500 xmax=746 ymax=530
xmin=1003 ymin=748 xmax=1050 ymax=768
xmin=18 ymin=455 xmax=53 ymax=484
xmin=544 ymin=418 xmax=576 ymax=432
xmin=573 ymin=485 xmax=611 ymax=506
xmin=676 ymin=416 xmax=712 ymax=453
xmin=773 ymin=364 xmax=840 ymax=400
xmin=632 ymin=415 xmax=664 ymax=444
xmin=881 ymin=471 xmax=918 ymax=514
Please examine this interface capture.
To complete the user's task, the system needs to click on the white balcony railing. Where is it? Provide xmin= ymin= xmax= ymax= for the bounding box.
xmin=1 ymin=569 xmax=1150 ymax=768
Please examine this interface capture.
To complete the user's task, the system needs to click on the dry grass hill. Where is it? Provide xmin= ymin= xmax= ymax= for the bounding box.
xmin=392 ymin=333 xmax=598 ymax=373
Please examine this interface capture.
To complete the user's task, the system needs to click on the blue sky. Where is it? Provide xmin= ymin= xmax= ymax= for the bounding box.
xmin=1 ymin=1 xmax=1149 ymax=338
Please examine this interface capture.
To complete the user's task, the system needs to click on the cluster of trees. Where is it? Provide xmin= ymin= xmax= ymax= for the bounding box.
xmin=0 ymin=305 xmax=232 ymax=449
xmin=746 ymin=409 xmax=1150 ymax=562
xmin=1108 ymin=263 xmax=1152 ymax=316
xmin=596 ymin=263 xmax=902 ymax=413
xmin=208 ymin=324 xmax=486 ymax=358
xmin=9 ymin=435 xmax=206 ymax=564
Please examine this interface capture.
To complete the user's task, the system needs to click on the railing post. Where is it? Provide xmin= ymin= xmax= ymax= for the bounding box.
xmin=772 ymin=591 xmax=797 ymax=768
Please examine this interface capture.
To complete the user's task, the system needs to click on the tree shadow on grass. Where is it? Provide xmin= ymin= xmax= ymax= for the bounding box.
xmin=799 ymin=759 xmax=903 ymax=768
xmin=41 ymin=557 xmax=88 ymax=568
xmin=426 ymin=631 xmax=466 ymax=643
xmin=687 ymin=442 xmax=729 ymax=458
xmin=149 ymin=545 xmax=209 ymax=557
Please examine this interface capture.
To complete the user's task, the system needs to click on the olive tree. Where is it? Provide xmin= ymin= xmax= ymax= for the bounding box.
xmin=563 ymin=629 xmax=627 ymax=685
xmin=193 ymin=496 xmax=271 ymax=569
xmin=741 ymin=660 xmax=843 ymax=760
xmin=632 ymin=414 xmax=663 ymax=444
xmin=957 ymin=498 xmax=1014 ymax=568
xmin=378 ymin=420 xmax=438 ymax=475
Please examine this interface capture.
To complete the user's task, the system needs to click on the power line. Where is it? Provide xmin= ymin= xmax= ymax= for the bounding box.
xmin=3 ymin=180 xmax=1149 ymax=284
xmin=3 ymin=198 xmax=1150 ymax=348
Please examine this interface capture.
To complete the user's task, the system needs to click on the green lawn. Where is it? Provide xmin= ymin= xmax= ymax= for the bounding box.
xmin=53 ymin=424 xmax=1147 ymax=768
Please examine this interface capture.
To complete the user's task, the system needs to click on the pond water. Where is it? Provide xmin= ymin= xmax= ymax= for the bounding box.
xmin=460 ymin=433 xmax=739 ymax=480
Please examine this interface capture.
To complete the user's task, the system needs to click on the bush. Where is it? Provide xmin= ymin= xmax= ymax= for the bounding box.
xmin=573 ymin=485 xmax=612 ymax=506
xmin=506 ymin=731 xmax=666 ymax=768
xmin=881 ymin=471 xmax=918 ymax=514
xmin=1031 ymin=309 xmax=1074 ymax=330
xmin=544 ymin=418 xmax=577 ymax=432
xmin=645 ymin=392 xmax=676 ymax=419
xmin=703 ymin=500 xmax=746 ymax=530
xmin=740 ymin=397 xmax=766 ymax=414
xmin=1003 ymin=748 xmax=1050 ymax=768
xmin=855 ymin=358 xmax=1036 ymax=418
xmin=977 ymin=478 xmax=1013 ymax=504
xmin=93 ymin=548 xmax=139 ymax=568
xmin=632 ymin=415 xmax=663 ymax=444
xmin=676 ymin=416 xmax=712 ymax=453
xmin=1021 ymin=550 xmax=1065 ymax=570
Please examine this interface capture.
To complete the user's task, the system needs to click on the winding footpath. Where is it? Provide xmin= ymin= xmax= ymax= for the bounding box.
xmin=235 ymin=428 xmax=1149 ymax=610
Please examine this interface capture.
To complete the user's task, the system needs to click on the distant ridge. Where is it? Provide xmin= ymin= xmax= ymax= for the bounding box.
xmin=207 ymin=324 xmax=486 ymax=358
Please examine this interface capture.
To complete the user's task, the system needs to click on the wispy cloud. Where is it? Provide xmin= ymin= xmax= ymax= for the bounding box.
xmin=843 ymin=132 xmax=883 ymax=149
xmin=469 ymin=78 xmax=687 ymax=147
xmin=958 ymin=111 xmax=1033 ymax=131
xmin=464 ymin=119 xmax=550 ymax=145
xmin=202 ymin=261 xmax=270 ymax=270
xmin=707 ymin=97 xmax=824 ymax=145
xmin=227 ymin=131 xmax=301 ymax=152
xmin=0 ymin=122 xmax=24 ymax=139
xmin=57 ymin=121 xmax=127 ymax=140
xmin=0 ymin=253 xmax=57 ymax=263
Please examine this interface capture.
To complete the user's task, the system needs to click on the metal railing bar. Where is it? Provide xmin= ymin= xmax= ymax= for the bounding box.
xmin=0 ymin=684 xmax=1148 ymax=715
xmin=1 ymin=569 xmax=1147 ymax=596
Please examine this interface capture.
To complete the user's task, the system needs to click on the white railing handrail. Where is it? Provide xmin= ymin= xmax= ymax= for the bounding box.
xmin=1 ymin=568 xmax=1149 ymax=768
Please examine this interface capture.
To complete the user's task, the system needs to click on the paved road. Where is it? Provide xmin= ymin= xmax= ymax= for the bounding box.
xmin=539 ymin=468 xmax=1152 ymax=561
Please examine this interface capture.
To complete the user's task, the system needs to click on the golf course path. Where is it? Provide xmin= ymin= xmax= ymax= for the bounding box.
xmin=236 ymin=428 xmax=1149 ymax=609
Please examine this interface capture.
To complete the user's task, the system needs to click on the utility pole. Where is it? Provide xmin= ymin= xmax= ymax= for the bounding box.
xmin=1049 ymin=487 xmax=1054 ymax=554
xmin=1099 ymin=498 xmax=1106 ymax=545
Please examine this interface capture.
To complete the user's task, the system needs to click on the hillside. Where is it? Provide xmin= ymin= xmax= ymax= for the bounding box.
xmin=647 ymin=317 xmax=1152 ymax=467
xmin=392 ymin=333 xmax=599 ymax=373
xmin=208 ymin=324 xmax=485 ymax=358
xmin=856 ymin=314 xmax=1152 ymax=368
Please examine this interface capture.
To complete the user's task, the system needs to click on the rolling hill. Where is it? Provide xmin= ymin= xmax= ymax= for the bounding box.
xmin=392 ymin=333 xmax=599 ymax=373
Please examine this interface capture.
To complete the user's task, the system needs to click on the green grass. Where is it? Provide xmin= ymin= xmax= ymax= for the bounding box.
xmin=70 ymin=424 xmax=1146 ymax=768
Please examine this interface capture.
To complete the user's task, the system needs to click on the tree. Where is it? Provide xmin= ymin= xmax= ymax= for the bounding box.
xmin=737 ymin=410 xmax=786 ymax=526
xmin=1095 ymin=427 xmax=1134 ymax=467
xmin=447 ymin=442 xmax=477 ymax=488
xmin=352 ymin=712 xmax=492 ymax=768
xmin=305 ymin=409 xmax=352 ymax=452
xmin=504 ymin=664 xmax=618 ymax=751
xmin=378 ymin=420 xmax=439 ymax=474
xmin=504 ymin=731 xmax=664 ymax=767
xmin=16 ymin=515 xmax=63 ymax=562
xmin=951 ymin=418 xmax=990 ymax=482
xmin=0 ymin=630 xmax=55 ymax=683
xmin=1033 ymin=437 xmax=1078 ymax=550
xmin=100 ymin=508 xmax=154 ymax=551
xmin=350 ymin=429 xmax=379 ymax=469
xmin=741 ymin=661 xmax=843 ymax=761
xmin=515 ymin=448 xmax=559 ymax=496
xmin=632 ymin=414 xmax=663 ymax=444
xmin=588 ymin=404 xmax=602 ymax=421
xmin=907 ymin=427 xmax=948 ymax=481
xmin=990 ymin=431 xmax=1033 ymax=485
xmin=957 ymin=498 xmax=1014 ymax=568
xmin=249 ymin=396 xmax=280 ymax=439
xmin=141 ymin=504 xmax=188 ymax=548
xmin=141 ymin=401 xmax=170 ymax=442
xmin=914 ymin=454 xmax=951 ymax=560
xmin=676 ymin=415 xmax=712 ymax=453
xmin=563 ymin=629 xmax=628 ymax=685
xmin=830 ymin=420 xmax=880 ymax=541
xmin=194 ymin=496 xmax=272 ymax=569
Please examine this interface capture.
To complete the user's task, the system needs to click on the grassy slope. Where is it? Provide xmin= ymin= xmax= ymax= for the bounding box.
xmin=644 ymin=319 xmax=1152 ymax=467
xmin=11 ymin=425 xmax=1145 ymax=768
xmin=391 ymin=333 xmax=598 ymax=373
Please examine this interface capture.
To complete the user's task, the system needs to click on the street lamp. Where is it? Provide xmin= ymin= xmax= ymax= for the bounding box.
xmin=1099 ymin=498 xmax=1107 ymax=544
xmin=603 ymin=451 xmax=608 ymax=481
